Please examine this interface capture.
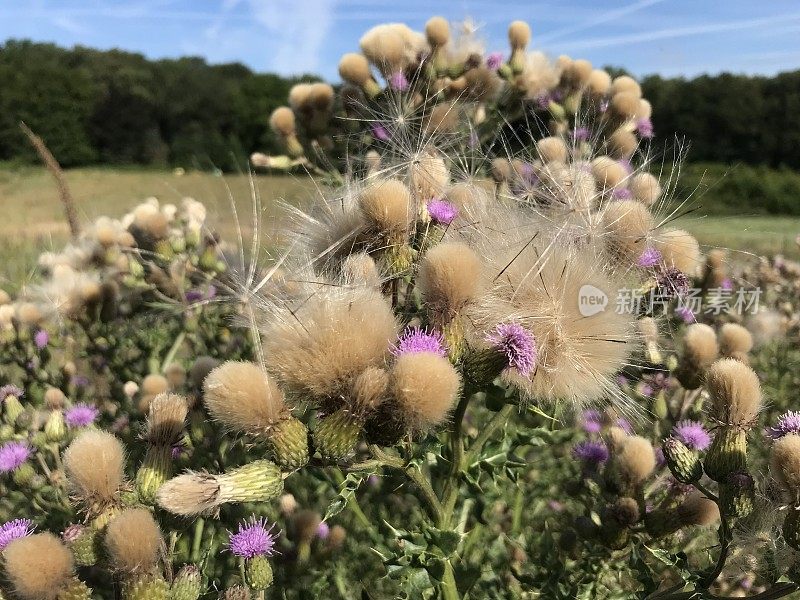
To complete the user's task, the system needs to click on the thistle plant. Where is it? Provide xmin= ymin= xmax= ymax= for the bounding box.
xmin=2 ymin=14 xmax=800 ymax=600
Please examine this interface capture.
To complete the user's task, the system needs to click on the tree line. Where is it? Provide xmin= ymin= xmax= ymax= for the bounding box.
xmin=2 ymin=39 xmax=799 ymax=171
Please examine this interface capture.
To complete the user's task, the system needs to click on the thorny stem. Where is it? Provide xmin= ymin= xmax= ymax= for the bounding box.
xmin=369 ymin=445 xmax=443 ymax=524
xmin=330 ymin=468 xmax=373 ymax=533
xmin=161 ymin=330 xmax=186 ymax=372
xmin=441 ymin=392 xmax=472 ymax=527
xmin=464 ymin=404 xmax=516 ymax=468
xmin=656 ymin=582 xmax=799 ymax=600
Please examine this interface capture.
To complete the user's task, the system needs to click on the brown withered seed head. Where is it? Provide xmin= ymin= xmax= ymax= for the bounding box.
xmin=418 ymin=242 xmax=481 ymax=321
xmin=771 ymin=434 xmax=800 ymax=494
xmin=706 ymin=358 xmax=762 ymax=426
xmin=105 ymin=508 xmax=163 ymax=574
xmin=508 ymin=20 xmax=532 ymax=49
xmin=63 ymin=430 xmax=125 ymax=505
xmin=3 ymin=533 xmax=75 ymax=600
xmin=44 ymin=387 xmax=66 ymax=409
xmin=146 ymin=393 xmax=188 ymax=446
xmin=591 ymin=156 xmax=627 ymax=189
xmin=269 ymin=107 xmax=295 ymax=137
xmin=425 ymin=16 xmax=450 ymax=46
xmin=203 ymin=361 xmax=289 ymax=435
xmin=359 ymin=179 xmax=414 ymax=234
xmin=677 ymin=492 xmax=720 ymax=526
xmin=719 ymin=323 xmax=754 ymax=358
xmin=391 ymin=352 xmax=461 ymax=431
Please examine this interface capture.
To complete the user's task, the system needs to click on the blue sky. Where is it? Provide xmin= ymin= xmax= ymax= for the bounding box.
xmin=1 ymin=1 xmax=799 ymax=81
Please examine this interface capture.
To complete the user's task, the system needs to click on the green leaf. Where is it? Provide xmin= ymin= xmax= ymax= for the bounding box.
xmin=324 ymin=472 xmax=367 ymax=522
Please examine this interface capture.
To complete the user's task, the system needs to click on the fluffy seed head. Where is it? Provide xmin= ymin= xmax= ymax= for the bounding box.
xmin=601 ymin=200 xmax=654 ymax=263
xmin=391 ymin=352 xmax=461 ymax=431
xmin=351 ymin=367 xmax=389 ymax=414
xmin=44 ymin=387 xmax=66 ymax=409
xmin=610 ymin=92 xmax=640 ymax=119
xmin=338 ymin=53 xmax=372 ymax=86
xmin=536 ymin=136 xmax=568 ymax=164
xmin=156 ymin=472 xmax=219 ymax=516
xmin=3 ymin=533 xmax=74 ymax=600
xmin=682 ymin=323 xmax=719 ymax=370
xmin=678 ymin=492 xmax=720 ymax=526
xmin=105 ymin=508 xmax=162 ymax=573
xmin=608 ymin=129 xmax=638 ymax=159
xmin=288 ymin=83 xmax=313 ymax=111
xmin=508 ymin=20 xmax=531 ymax=49
xmin=308 ymin=83 xmax=334 ymax=111
xmin=637 ymin=317 xmax=658 ymax=343
xmin=587 ymin=69 xmax=611 ymax=96
xmin=719 ymin=323 xmax=753 ymax=357
xmin=611 ymin=75 xmax=642 ymax=97
xmin=418 ymin=242 xmax=481 ymax=322
xmin=204 ymin=362 xmax=288 ymax=435
xmin=771 ymin=434 xmax=800 ymax=494
xmin=629 ymin=172 xmax=661 ymax=206
xmin=263 ymin=287 xmax=397 ymax=401
xmin=616 ymin=435 xmax=656 ymax=486
xmin=425 ymin=16 xmax=450 ymax=46
xmin=591 ymin=156 xmax=627 ymax=189
xmin=359 ymin=24 xmax=406 ymax=73
xmin=491 ymin=158 xmax=512 ymax=182
xmin=340 ymin=252 xmax=381 ymax=287
xmin=654 ymin=229 xmax=701 ymax=276
xmin=706 ymin=358 xmax=761 ymax=426
xmin=410 ymin=153 xmax=450 ymax=201
xmin=269 ymin=107 xmax=295 ymax=137
xmin=63 ymin=430 xmax=125 ymax=505
xmin=359 ymin=179 xmax=414 ymax=234
xmin=146 ymin=393 xmax=187 ymax=445
xmin=142 ymin=374 xmax=169 ymax=396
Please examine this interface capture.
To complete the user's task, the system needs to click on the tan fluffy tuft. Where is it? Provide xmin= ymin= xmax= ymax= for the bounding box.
xmin=391 ymin=352 xmax=461 ymax=430
xmin=410 ymin=153 xmax=450 ymax=200
xmin=591 ymin=156 xmax=627 ymax=189
xmin=338 ymin=53 xmax=372 ymax=86
xmin=359 ymin=179 xmax=414 ymax=234
xmin=145 ymin=393 xmax=188 ymax=446
xmin=677 ymin=492 xmax=720 ymax=526
xmin=654 ymin=229 xmax=701 ymax=276
xmin=269 ymin=107 xmax=295 ymax=137
xmin=63 ymin=430 xmax=125 ymax=505
xmin=629 ymin=172 xmax=661 ymax=206
xmin=425 ymin=16 xmax=450 ymax=46
xmin=771 ymin=434 xmax=800 ymax=494
xmin=204 ymin=361 xmax=288 ymax=435
xmin=105 ymin=508 xmax=163 ymax=573
xmin=608 ymin=129 xmax=638 ymax=159
xmin=614 ymin=436 xmax=656 ymax=490
xmin=340 ymin=252 xmax=381 ymax=287
xmin=601 ymin=200 xmax=654 ymax=263
xmin=587 ymin=69 xmax=611 ymax=96
xmin=3 ymin=533 xmax=75 ymax=600
xmin=719 ymin=323 xmax=754 ymax=358
xmin=508 ymin=20 xmax=531 ymax=49
xmin=418 ymin=242 xmax=481 ymax=322
xmin=351 ymin=367 xmax=389 ymax=414
xmin=536 ymin=136 xmax=568 ymax=164
xmin=156 ymin=472 xmax=219 ymax=516
xmin=705 ymin=358 xmax=761 ymax=425
xmin=610 ymin=75 xmax=642 ymax=98
xmin=682 ymin=323 xmax=719 ymax=369
xmin=610 ymin=92 xmax=640 ymax=119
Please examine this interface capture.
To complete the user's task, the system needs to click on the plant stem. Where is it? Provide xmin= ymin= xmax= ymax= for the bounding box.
xmin=191 ymin=518 xmax=205 ymax=563
xmin=369 ymin=446 xmax=443 ymax=524
xmin=463 ymin=404 xmax=515 ymax=467
xmin=440 ymin=561 xmax=460 ymax=600
xmin=161 ymin=330 xmax=185 ymax=372
xmin=441 ymin=392 xmax=472 ymax=527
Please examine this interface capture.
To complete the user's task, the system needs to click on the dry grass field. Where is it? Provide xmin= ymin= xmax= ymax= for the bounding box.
xmin=2 ymin=165 xmax=799 ymax=288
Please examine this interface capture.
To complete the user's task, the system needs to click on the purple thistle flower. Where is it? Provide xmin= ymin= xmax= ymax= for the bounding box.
xmin=612 ymin=187 xmax=632 ymax=200
xmin=486 ymin=51 xmax=504 ymax=71
xmin=637 ymin=247 xmax=662 ymax=268
xmin=616 ymin=374 xmax=630 ymax=387
xmin=599 ymin=99 xmax=610 ymax=113
xmin=392 ymin=327 xmax=447 ymax=357
xmin=572 ymin=127 xmax=590 ymax=142
xmin=227 ymin=517 xmax=279 ymax=559
xmin=535 ymin=93 xmax=552 ymax=111
xmin=0 ymin=385 xmax=23 ymax=401
xmin=548 ymin=500 xmax=564 ymax=512
xmin=33 ymin=329 xmax=49 ymax=350
xmin=674 ymin=306 xmax=696 ymax=323
xmin=619 ymin=159 xmax=633 ymax=174
xmin=572 ymin=440 xmax=609 ymax=465
xmin=371 ymin=123 xmax=390 ymax=142
xmin=65 ymin=403 xmax=99 ymax=428
xmin=185 ymin=289 xmax=205 ymax=303
xmin=388 ymin=71 xmax=409 ymax=91
xmin=427 ymin=199 xmax=459 ymax=225
xmin=316 ymin=521 xmax=330 ymax=539
xmin=640 ymin=384 xmax=654 ymax=398
xmin=581 ymin=409 xmax=603 ymax=434
xmin=0 ymin=518 xmax=35 ymax=550
xmin=486 ymin=322 xmax=537 ymax=377
xmin=720 ymin=278 xmax=734 ymax=291
xmin=657 ymin=267 xmax=690 ymax=298
xmin=655 ymin=446 xmax=666 ymax=467
xmin=767 ymin=410 xmax=800 ymax=439
xmin=71 ymin=375 xmax=90 ymax=388
xmin=637 ymin=118 xmax=654 ymax=139
xmin=671 ymin=420 xmax=711 ymax=451
xmin=62 ymin=524 xmax=84 ymax=543
xmin=0 ymin=442 xmax=31 ymax=473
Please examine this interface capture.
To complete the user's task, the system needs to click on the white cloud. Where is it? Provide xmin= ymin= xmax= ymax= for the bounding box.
xmin=247 ymin=0 xmax=337 ymax=74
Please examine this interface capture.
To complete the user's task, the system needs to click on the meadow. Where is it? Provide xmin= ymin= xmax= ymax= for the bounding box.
xmin=3 ymin=165 xmax=799 ymax=290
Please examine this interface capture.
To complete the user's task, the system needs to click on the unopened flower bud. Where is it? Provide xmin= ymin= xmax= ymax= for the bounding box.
xmin=663 ymin=437 xmax=702 ymax=484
